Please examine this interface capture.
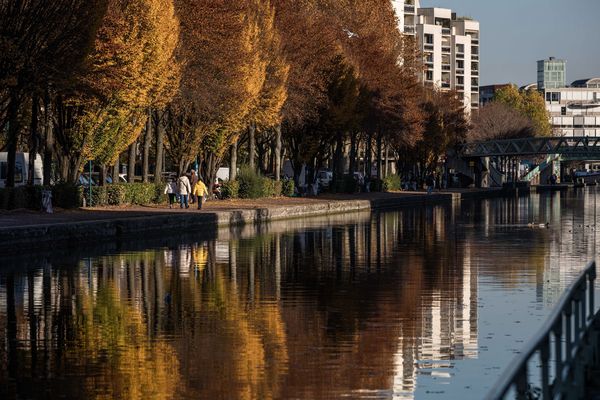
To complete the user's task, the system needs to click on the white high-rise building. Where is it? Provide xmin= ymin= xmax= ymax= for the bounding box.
xmin=392 ymin=1 xmax=480 ymax=112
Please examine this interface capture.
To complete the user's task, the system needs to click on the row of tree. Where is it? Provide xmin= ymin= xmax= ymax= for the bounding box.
xmin=0 ymin=0 xmax=470 ymax=191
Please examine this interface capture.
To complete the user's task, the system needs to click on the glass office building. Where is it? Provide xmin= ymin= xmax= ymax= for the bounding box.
xmin=537 ymin=57 xmax=566 ymax=90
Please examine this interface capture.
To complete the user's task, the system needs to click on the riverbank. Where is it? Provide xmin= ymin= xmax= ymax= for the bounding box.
xmin=0 ymin=188 xmax=503 ymax=255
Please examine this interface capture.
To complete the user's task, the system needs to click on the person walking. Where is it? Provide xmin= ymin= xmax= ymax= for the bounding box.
xmin=426 ymin=173 xmax=434 ymax=195
xmin=177 ymin=173 xmax=192 ymax=209
xmin=189 ymin=169 xmax=198 ymax=204
xmin=164 ymin=178 xmax=177 ymax=208
xmin=193 ymin=177 xmax=209 ymax=210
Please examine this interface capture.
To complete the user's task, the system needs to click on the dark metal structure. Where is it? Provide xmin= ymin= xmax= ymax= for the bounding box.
xmin=459 ymin=137 xmax=600 ymax=158
xmin=486 ymin=261 xmax=599 ymax=399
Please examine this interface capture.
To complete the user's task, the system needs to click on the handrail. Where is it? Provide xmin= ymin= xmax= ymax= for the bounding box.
xmin=486 ymin=261 xmax=598 ymax=399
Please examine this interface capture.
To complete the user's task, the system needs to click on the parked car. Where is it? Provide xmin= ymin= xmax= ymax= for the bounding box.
xmin=0 ymin=152 xmax=43 ymax=188
xmin=317 ymin=170 xmax=333 ymax=188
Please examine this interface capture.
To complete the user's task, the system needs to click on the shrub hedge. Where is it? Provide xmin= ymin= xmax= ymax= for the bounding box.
xmin=219 ymin=166 xmax=293 ymax=200
xmin=382 ymin=174 xmax=402 ymax=192
xmin=221 ymin=180 xmax=239 ymax=199
xmin=0 ymin=184 xmax=81 ymax=210
xmin=81 ymin=183 xmax=163 ymax=207
xmin=281 ymin=178 xmax=295 ymax=197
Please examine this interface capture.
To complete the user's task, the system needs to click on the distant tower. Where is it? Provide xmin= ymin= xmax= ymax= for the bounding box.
xmin=537 ymin=57 xmax=566 ymax=90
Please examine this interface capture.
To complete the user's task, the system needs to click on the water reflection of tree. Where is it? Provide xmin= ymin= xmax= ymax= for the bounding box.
xmin=1 ymin=205 xmax=480 ymax=400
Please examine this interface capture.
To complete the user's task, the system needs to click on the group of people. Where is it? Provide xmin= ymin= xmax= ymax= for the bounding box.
xmin=164 ymin=169 xmax=209 ymax=210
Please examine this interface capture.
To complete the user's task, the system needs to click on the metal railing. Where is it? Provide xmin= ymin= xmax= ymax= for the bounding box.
xmin=486 ymin=261 xmax=599 ymax=400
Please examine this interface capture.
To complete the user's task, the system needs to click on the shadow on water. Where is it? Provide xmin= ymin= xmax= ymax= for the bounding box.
xmin=1 ymin=190 xmax=600 ymax=399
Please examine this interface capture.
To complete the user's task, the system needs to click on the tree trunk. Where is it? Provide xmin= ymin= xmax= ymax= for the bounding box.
xmin=333 ymin=134 xmax=344 ymax=187
xmin=376 ymin=134 xmax=382 ymax=181
xmin=230 ymin=140 xmax=238 ymax=181
xmin=112 ymin=155 xmax=120 ymax=183
xmin=349 ymin=132 xmax=357 ymax=175
xmin=248 ymin=123 xmax=256 ymax=171
xmin=127 ymin=141 xmax=136 ymax=183
xmin=6 ymin=89 xmax=20 ymax=188
xmin=99 ymin=164 xmax=107 ymax=186
xmin=142 ymin=109 xmax=151 ymax=183
xmin=274 ymin=124 xmax=282 ymax=181
xmin=154 ymin=111 xmax=164 ymax=183
xmin=42 ymin=94 xmax=53 ymax=186
xmin=384 ymin=144 xmax=389 ymax=177
xmin=365 ymin=133 xmax=372 ymax=179
xmin=28 ymin=95 xmax=39 ymax=186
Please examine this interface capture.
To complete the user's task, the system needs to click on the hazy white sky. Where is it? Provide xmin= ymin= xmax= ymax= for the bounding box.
xmin=420 ymin=0 xmax=600 ymax=86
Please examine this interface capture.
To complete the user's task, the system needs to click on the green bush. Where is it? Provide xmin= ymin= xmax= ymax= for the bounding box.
xmin=106 ymin=184 xmax=126 ymax=205
xmin=82 ymin=185 xmax=108 ymax=206
xmin=0 ymin=187 xmax=37 ymax=209
xmin=238 ymin=166 xmax=264 ymax=199
xmin=382 ymin=174 xmax=402 ymax=192
xmin=334 ymin=175 xmax=358 ymax=193
xmin=52 ymin=183 xmax=81 ymax=209
xmin=261 ymin=178 xmax=281 ymax=197
xmin=281 ymin=178 xmax=295 ymax=197
xmin=221 ymin=180 xmax=239 ymax=199
xmin=123 ymin=183 xmax=159 ymax=205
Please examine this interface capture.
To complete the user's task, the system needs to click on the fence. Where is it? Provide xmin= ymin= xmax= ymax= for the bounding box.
xmin=486 ymin=261 xmax=599 ymax=399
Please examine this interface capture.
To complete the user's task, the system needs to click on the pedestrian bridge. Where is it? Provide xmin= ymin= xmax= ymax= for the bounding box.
xmin=459 ymin=136 xmax=600 ymax=158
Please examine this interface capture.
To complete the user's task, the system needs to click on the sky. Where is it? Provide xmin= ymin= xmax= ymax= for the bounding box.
xmin=419 ymin=0 xmax=600 ymax=86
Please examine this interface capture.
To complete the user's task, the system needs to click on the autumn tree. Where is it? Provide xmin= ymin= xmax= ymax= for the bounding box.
xmin=49 ymin=0 xmax=179 ymax=183
xmin=469 ymin=101 xmax=535 ymax=141
xmin=0 ymin=0 xmax=106 ymax=186
xmin=409 ymin=89 xmax=468 ymax=174
xmin=494 ymin=85 xmax=551 ymax=137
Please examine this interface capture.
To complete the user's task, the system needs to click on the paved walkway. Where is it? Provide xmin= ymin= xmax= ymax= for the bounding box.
xmin=0 ymin=190 xmax=488 ymax=229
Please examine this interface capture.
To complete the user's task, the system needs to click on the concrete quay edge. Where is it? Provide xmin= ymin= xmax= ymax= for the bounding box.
xmin=0 ymin=189 xmax=502 ymax=255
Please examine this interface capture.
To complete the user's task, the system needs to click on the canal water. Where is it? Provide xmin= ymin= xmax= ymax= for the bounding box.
xmin=1 ymin=189 xmax=599 ymax=399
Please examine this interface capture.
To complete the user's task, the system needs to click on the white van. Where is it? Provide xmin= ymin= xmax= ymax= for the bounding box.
xmin=0 ymin=152 xmax=43 ymax=188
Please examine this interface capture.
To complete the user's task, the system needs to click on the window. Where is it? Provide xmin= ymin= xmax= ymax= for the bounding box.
xmin=546 ymin=92 xmax=552 ymax=101
xmin=551 ymin=92 xmax=560 ymax=102
xmin=425 ymin=34 xmax=433 ymax=44
xmin=456 ymin=44 xmax=464 ymax=53
xmin=456 ymin=60 xmax=464 ymax=69
xmin=0 ymin=162 xmax=5 ymax=180
xmin=457 ymin=76 xmax=464 ymax=84
xmin=561 ymin=107 xmax=567 ymax=115
xmin=426 ymin=53 xmax=433 ymax=62
xmin=425 ymin=70 xmax=433 ymax=81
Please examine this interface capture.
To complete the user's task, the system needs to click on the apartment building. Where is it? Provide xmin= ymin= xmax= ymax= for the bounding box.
xmin=392 ymin=0 xmax=480 ymax=112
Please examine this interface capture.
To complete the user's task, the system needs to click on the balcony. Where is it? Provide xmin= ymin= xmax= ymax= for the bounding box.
xmin=442 ymin=28 xmax=451 ymax=35
xmin=471 ymin=39 xmax=479 ymax=45
xmin=471 ymin=70 xmax=479 ymax=77
xmin=404 ymin=4 xmax=415 ymax=13
xmin=442 ymin=64 xmax=451 ymax=71
xmin=456 ymin=52 xmax=464 ymax=60
xmin=456 ymin=84 xmax=464 ymax=90
xmin=441 ymin=82 xmax=451 ymax=88
xmin=442 ymin=46 xmax=451 ymax=53
xmin=472 ymin=54 xmax=479 ymax=60
xmin=424 ymin=44 xmax=434 ymax=51
xmin=404 ymin=25 xmax=415 ymax=34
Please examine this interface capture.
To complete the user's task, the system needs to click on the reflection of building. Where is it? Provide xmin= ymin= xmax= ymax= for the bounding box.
xmin=392 ymin=0 xmax=480 ymax=112
xmin=391 ymin=238 xmax=478 ymax=398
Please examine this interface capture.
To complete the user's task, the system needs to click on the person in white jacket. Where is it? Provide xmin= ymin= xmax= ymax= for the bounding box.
xmin=164 ymin=178 xmax=177 ymax=208
xmin=177 ymin=173 xmax=192 ymax=209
